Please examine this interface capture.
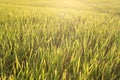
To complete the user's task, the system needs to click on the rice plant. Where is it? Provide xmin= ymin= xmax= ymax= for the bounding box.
xmin=0 ymin=0 xmax=120 ymax=80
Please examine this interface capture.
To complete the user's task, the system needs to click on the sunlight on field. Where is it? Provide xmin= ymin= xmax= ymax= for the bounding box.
xmin=0 ymin=0 xmax=120 ymax=80
xmin=0 ymin=0 xmax=90 ymax=9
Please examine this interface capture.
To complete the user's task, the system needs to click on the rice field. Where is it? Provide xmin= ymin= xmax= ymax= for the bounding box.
xmin=0 ymin=0 xmax=120 ymax=80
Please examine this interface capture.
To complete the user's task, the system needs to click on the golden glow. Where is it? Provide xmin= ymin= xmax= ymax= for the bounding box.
xmin=54 ymin=0 xmax=80 ymax=8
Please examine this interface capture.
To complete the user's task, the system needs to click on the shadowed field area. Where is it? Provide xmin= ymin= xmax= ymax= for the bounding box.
xmin=0 ymin=0 xmax=120 ymax=80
